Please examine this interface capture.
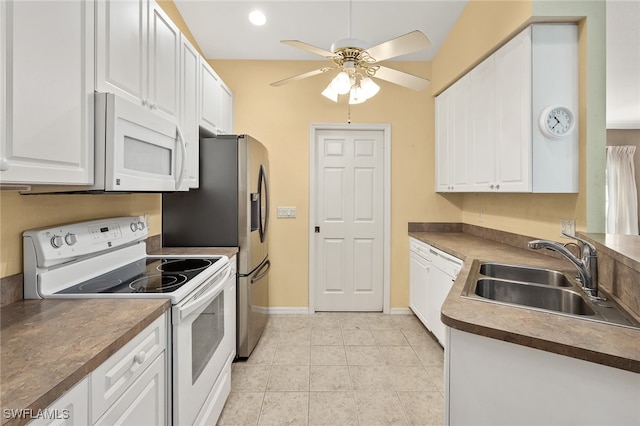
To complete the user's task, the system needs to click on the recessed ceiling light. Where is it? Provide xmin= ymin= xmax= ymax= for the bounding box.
xmin=248 ymin=10 xmax=266 ymax=26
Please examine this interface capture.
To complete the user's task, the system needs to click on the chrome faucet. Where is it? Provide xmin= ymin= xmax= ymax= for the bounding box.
xmin=528 ymin=233 xmax=599 ymax=297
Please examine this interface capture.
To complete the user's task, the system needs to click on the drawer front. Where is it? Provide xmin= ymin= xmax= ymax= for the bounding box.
xmin=91 ymin=313 xmax=167 ymax=422
xmin=28 ymin=377 xmax=89 ymax=426
xmin=94 ymin=352 xmax=166 ymax=426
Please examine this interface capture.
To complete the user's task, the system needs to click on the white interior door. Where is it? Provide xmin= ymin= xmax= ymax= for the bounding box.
xmin=313 ymin=128 xmax=384 ymax=311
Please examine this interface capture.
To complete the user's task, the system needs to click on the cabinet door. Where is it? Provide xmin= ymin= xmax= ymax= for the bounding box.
xmin=435 ymin=90 xmax=451 ymax=192
xmin=219 ymin=82 xmax=234 ymax=135
xmin=96 ymin=0 xmax=147 ymax=106
xmin=495 ymin=27 xmax=532 ymax=192
xmin=180 ymin=35 xmax=200 ymax=188
xmin=200 ymin=59 xmax=221 ymax=134
xmin=409 ymin=249 xmax=430 ymax=328
xmin=450 ymin=74 xmax=471 ymax=191
xmin=148 ymin=1 xmax=179 ymax=123
xmin=470 ymin=55 xmax=497 ymax=191
xmin=1 ymin=0 xmax=94 ymax=185
xmin=428 ymin=265 xmax=454 ymax=346
xmin=28 ymin=377 xmax=89 ymax=426
xmin=94 ymin=353 xmax=166 ymax=426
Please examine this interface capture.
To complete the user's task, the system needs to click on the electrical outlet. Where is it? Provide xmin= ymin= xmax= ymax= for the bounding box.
xmin=560 ymin=219 xmax=575 ymax=236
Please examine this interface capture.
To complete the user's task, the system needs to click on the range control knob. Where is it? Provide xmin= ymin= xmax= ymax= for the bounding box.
xmin=130 ymin=222 xmax=138 ymax=232
xmin=64 ymin=232 xmax=78 ymax=246
xmin=50 ymin=235 xmax=64 ymax=249
xmin=137 ymin=221 xmax=145 ymax=231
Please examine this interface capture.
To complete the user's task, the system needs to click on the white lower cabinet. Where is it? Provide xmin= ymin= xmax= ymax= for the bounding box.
xmin=94 ymin=353 xmax=165 ymax=426
xmin=32 ymin=313 xmax=168 ymax=426
xmin=409 ymin=238 xmax=463 ymax=346
xmin=28 ymin=378 xmax=89 ymax=426
xmin=445 ymin=328 xmax=640 ymax=425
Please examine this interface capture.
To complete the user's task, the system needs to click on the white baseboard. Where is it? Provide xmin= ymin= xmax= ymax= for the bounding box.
xmin=389 ymin=307 xmax=413 ymax=315
xmin=267 ymin=307 xmax=312 ymax=315
xmin=265 ymin=307 xmax=413 ymax=315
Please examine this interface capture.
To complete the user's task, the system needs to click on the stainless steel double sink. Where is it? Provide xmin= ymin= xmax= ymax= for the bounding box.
xmin=462 ymin=261 xmax=640 ymax=329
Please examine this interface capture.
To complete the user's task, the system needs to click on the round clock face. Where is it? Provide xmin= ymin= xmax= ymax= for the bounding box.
xmin=540 ymin=106 xmax=575 ymax=139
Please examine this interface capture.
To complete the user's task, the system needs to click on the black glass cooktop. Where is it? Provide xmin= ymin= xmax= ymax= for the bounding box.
xmin=57 ymin=257 xmax=220 ymax=295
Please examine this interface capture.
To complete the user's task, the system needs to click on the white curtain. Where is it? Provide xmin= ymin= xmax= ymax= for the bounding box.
xmin=606 ymin=146 xmax=639 ymax=234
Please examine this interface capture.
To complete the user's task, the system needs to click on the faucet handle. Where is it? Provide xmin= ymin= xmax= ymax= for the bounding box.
xmin=562 ymin=232 xmax=597 ymax=258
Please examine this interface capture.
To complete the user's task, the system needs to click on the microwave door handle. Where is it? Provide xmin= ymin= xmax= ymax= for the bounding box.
xmin=175 ymin=125 xmax=187 ymax=191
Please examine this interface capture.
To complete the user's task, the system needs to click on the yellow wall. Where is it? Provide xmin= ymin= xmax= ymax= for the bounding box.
xmin=432 ymin=0 xmax=606 ymax=240
xmin=209 ymin=59 xmax=462 ymax=309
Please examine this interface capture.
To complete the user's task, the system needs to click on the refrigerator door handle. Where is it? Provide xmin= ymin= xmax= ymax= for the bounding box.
xmin=258 ymin=164 xmax=269 ymax=243
xmin=251 ymin=260 xmax=271 ymax=284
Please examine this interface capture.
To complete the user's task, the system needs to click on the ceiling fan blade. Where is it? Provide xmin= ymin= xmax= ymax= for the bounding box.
xmin=281 ymin=40 xmax=337 ymax=58
xmin=366 ymin=30 xmax=432 ymax=62
xmin=270 ymin=67 xmax=334 ymax=87
xmin=373 ymin=66 xmax=430 ymax=91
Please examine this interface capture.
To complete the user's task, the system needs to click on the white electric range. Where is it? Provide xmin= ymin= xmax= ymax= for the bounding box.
xmin=23 ymin=216 xmax=235 ymax=425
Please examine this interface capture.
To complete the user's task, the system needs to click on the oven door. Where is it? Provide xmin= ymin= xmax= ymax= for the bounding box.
xmin=97 ymin=92 xmax=187 ymax=192
xmin=172 ymin=264 xmax=234 ymax=426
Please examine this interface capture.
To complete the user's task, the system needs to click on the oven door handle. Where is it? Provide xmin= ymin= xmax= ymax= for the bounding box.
xmin=174 ymin=265 xmax=232 ymax=322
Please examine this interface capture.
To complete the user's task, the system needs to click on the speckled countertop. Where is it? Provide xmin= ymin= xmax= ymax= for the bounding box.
xmin=409 ymin=231 xmax=640 ymax=374
xmin=0 ymin=247 xmax=238 ymax=426
xmin=0 ymin=299 xmax=169 ymax=426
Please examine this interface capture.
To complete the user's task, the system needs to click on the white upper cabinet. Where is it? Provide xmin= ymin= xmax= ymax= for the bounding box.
xmin=436 ymin=24 xmax=578 ymax=193
xmin=180 ymin=35 xmax=200 ymax=188
xmin=494 ymin=27 xmax=532 ymax=192
xmin=1 ymin=0 xmax=94 ymax=186
xmin=220 ymin=81 xmax=234 ymax=135
xmin=96 ymin=0 xmax=180 ymax=124
xmin=199 ymin=58 xmax=234 ymax=136
xmin=435 ymin=74 xmax=471 ymax=192
xmin=199 ymin=58 xmax=222 ymax=135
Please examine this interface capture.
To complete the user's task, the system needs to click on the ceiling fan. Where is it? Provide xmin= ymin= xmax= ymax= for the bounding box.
xmin=270 ymin=3 xmax=432 ymax=104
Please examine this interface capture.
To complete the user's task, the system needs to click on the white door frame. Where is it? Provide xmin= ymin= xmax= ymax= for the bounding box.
xmin=308 ymin=123 xmax=391 ymax=314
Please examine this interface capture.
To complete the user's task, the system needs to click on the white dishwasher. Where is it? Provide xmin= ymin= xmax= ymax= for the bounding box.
xmin=409 ymin=238 xmax=463 ymax=346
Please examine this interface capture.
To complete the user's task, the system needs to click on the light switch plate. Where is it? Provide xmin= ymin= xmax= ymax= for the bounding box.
xmin=277 ymin=207 xmax=297 ymax=218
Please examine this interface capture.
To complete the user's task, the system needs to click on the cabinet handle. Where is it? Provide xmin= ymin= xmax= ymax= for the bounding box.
xmin=0 ymin=158 xmax=9 ymax=171
xmin=489 ymin=184 xmax=494 ymax=189
xmin=134 ymin=351 xmax=146 ymax=365
xmin=495 ymin=184 xmax=500 ymax=190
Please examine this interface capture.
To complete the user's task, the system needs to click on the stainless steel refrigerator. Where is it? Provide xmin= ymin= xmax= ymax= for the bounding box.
xmin=162 ymin=134 xmax=270 ymax=358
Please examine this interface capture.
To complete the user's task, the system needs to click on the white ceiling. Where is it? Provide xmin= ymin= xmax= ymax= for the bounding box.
xmin=173 ymin=0 xmax=469 ymax=61
xmin=174 ymin=0 xmax=639 ymax=128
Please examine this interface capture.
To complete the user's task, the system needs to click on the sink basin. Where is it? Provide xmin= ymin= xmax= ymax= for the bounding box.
xmin=462 ymin=260 xmax=640 ymax=330
xmin=474 ymin=279 xmax=596 ymax=316
xmin=479 ymin=263 xmax=572 ymax=287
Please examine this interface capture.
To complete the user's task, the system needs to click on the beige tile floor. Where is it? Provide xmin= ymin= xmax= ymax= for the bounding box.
xmin=217 ymin=312 xmax=445 ymax=426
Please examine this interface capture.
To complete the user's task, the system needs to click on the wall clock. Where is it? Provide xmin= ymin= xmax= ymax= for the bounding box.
xmin=539 ymin=105 xmax=575 ymax=139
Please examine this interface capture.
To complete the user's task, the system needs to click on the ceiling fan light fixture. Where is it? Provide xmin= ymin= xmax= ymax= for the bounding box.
xmin=330 ymin=71 xmax=352 ymax=95
xmin=321 ymin=84 xmax=339 ymax=102
xmin=360 ymin=77 xmax=380 ymax=99
xmin=348 ymin=85 xmax=366 ymax=105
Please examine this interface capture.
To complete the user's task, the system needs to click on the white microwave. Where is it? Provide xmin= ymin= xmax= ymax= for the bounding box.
xmin=27 ymin=92 xmax=188 ymax=193
xmin=94 ymin=92 xmax=188 ymax=192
